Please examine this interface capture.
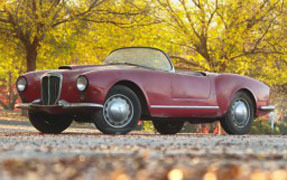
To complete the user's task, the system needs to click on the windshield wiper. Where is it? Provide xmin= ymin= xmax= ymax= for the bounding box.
xmin=107 ymin=62 xmax=158 ymax=71
xmin=108 ymin=62 xmax=140 ymax=67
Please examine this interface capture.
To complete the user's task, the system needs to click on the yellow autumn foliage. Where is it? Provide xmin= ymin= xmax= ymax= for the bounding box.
xmin=0 ymin=0 xmax=286 ymax=109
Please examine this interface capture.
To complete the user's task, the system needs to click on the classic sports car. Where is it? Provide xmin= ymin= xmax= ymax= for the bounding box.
xmin=16 ymin=47 xmax=274 ymax=135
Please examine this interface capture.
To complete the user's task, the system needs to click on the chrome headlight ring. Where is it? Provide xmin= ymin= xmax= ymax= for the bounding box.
xmin=16 ymin=76 xmax=27 ymax=92
xmin=76 ymin=76 xmax=88 ymax=91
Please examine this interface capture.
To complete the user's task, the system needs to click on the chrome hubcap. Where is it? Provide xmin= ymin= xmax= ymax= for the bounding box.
xmin=103 ymin=94 xmax=134 ymax=128
xmin=231 ymin=99 xmax=250 ymax=128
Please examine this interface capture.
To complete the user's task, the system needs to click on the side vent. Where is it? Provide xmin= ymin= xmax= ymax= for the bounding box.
xmin=58 ymin=66 xmax=72 ymax=70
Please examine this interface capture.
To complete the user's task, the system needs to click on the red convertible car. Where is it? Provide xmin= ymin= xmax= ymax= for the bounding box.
xmin=16 ymin=47 xmax=274 ymax=135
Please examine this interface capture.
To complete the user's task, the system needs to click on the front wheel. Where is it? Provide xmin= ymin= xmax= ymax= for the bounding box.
xmin=220 ymin=92 xmax=254 ymax=135
xmin=28 ymin=112 xmax=73 ymax=134
xmin=153 ymin=120 xmax=184 ymax=134
xmin=94 ymin=85 xmax=141 ymax=134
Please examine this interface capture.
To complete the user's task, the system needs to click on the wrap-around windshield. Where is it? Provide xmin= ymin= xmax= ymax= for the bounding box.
xmin=104 ymin=47 xmax=173 ymax=71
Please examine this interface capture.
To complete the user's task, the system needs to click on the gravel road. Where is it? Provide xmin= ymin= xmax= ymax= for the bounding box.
xmin=0 ymin=120 xmax=287 ymax=180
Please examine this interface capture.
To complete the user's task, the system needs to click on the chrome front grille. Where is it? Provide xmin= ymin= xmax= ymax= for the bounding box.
xmin=41 ymin=74 xmax=62 ymax=105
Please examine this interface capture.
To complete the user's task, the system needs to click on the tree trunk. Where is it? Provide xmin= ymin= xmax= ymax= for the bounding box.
xmin=8 ymin=72 xmax=18 ymax=110
xmin=21 ymin=43 xmax=38 ymax=115
xmin=26 ymin=46 xmax=37 ymax=72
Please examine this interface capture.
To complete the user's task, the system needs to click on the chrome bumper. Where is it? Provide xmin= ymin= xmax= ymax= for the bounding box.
xmin=16 ymin=99 xmax=103 ymax=110
xmin=260 ymin=105 xmax=275 ymax=112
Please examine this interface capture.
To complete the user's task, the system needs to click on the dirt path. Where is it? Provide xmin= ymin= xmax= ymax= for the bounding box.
xmin=0 ymin=120 xmax=287 ymax=180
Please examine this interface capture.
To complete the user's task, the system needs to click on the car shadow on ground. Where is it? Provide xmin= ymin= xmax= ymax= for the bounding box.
xmin=0 ymin=130 xmax=225 ymax=137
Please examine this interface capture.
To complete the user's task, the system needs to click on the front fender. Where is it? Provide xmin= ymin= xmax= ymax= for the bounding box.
xmin=83 ymin=70 xmax=151 ymax=108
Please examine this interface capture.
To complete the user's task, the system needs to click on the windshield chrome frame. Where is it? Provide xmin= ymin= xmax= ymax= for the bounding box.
xmin=107 ymin=47 xmax=175 ymax=73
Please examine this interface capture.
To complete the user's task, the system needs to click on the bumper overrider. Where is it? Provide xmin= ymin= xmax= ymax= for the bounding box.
xmin=259 ymin=105 xmax=275 ymax=112
xmin=16 ymin=99 xmax=103 ymax=114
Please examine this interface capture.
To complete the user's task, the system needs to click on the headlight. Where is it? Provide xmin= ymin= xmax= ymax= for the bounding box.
xmin=77 ymin=76 xmax=88 ymax=91
xmin=16 ymin=77 xmax=27 ymax=92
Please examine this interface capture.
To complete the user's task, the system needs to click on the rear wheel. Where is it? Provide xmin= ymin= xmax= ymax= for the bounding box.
xmin=94 ymin=85 xmax=141 ymax=134
xmin=153 ymin=120 xmax=184 ymax=134
xmin=28 ymin=112 xmax=72 ymax=134
xmin=220 ymin=92 xmax=254 ymax=135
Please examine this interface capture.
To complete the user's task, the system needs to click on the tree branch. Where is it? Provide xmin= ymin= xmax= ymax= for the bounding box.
xmin=230 ymin=50 xmax=284 ymax=60
xmin=157 ymin=0 xmax=189 ymax=35
xmin=249 ymin=18 xmax=275 ymax=53
xmin=82 ymin=18 xmax=162 ymax=29
xmin=170 ymin=55 xmax=208 ymax=71
xmin=0 ymin=18 xmax=9 ymax=23
xmin=52 ymin=0 xmax=108 ymax=27
xmin=179 ymin=0 xmax=201 ymax=39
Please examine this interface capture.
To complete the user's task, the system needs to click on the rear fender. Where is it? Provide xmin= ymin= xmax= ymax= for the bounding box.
xmin=215 ymin=74 xmax=260 ymax=116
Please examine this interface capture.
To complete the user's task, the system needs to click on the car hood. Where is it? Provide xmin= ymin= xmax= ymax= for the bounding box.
xmin=32 ymin=65 xmax=256 ymax=83
xmin=37 ymin=64 xmax=145 ymax=76
xmin=22 ymin=64 xmax=146 ymax=82
xmin=58 ymin=65 xmax=221 ymax=76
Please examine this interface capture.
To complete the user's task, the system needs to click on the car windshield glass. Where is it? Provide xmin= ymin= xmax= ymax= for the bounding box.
xmin=104 ymin=48 xmax=172 ymax=71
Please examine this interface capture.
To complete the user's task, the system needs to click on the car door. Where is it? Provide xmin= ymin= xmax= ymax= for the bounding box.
xmin=168 ymin=71 xmax=218 ymax=117
xmin=171 ymin=71 xmax=211 ymax=99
